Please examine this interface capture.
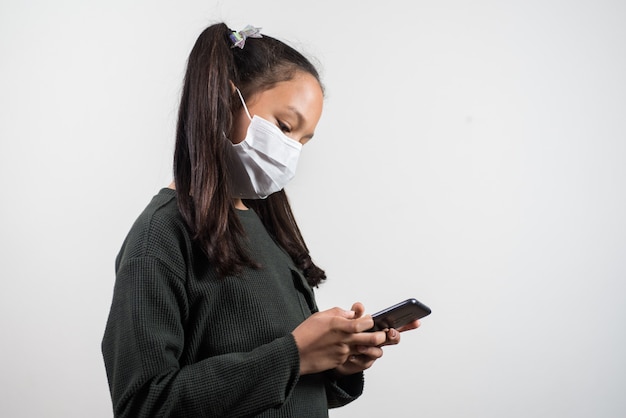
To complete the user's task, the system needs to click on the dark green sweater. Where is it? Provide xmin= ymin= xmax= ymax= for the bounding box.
xmin=102 ymin=188 xmax=363 ymax=417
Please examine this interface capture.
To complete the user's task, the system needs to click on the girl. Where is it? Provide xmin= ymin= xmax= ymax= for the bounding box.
xmin=102 ymin=22 xmax=418 ymax=417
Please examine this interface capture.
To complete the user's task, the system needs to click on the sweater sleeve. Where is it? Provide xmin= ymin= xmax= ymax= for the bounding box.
xmin=101 ymin=256 xmax=301 ymax=418
xmin=325 ymin=371 xmax=364 ymax=408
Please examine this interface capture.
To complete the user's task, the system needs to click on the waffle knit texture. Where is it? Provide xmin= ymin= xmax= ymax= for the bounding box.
xmin=102 ymin=188 xmax=363 ymax=417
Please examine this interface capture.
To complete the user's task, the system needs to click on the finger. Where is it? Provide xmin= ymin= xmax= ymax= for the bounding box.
xmin=383 ymin=328 xmax=401 ymax=346
xmin=349 ymin=330 xmax=386 ymax=346
xmin=332 ymin=314 xmax=374 ymax=333
xmin=350 ymin=302 xmax=365 ymax=318
xmin=347 ymin=353 xmax=377 ymax=370
xmin=341 ymin=309 xmax=357 ymax=319
xmin=351 ymin=314 xmax=375 ymax=333
xmin=397 ymin=319 xmax=421 ymax=332
xmin=355 ymin=345 xmax=384 ymax=360
xmin=324 ymin=307 xmax=357 ymax=319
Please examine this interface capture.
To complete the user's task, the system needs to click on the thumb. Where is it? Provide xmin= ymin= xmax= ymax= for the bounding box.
xmin=341 ymin=309 xmax=357 ymax=319
xmin=350 ymin=302 xmax=365 ymax=318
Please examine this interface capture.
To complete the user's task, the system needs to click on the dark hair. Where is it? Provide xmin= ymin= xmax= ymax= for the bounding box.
xmin=173 ymin=22 xmax=326 ymax=286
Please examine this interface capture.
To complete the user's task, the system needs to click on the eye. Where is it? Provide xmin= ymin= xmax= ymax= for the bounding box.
xmin=277 ymin=120 xmax=292 ymax=133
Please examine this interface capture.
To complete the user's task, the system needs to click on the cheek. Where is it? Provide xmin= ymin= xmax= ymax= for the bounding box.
xmin=229 ymin=110 xmax=251 ymax=144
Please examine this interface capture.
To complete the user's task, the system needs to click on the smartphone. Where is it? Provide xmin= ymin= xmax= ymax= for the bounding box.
xmin=367 ymin=298 xmax=431 ymax=332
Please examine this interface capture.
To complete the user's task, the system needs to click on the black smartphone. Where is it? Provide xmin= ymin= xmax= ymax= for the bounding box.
xmin=367 ymin=298 xmax=431 ymax=332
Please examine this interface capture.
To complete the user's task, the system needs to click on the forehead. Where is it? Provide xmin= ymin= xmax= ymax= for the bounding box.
xmin=247 ymin=72 xmax=324 ymax=119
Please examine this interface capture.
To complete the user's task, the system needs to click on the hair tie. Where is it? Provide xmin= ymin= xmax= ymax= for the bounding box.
xmin=229 ymin=25 xmax=262 ymax=49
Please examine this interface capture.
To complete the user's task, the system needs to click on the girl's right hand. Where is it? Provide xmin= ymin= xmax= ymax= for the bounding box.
xmin=291 ymin=306 xmax=387 ymax=375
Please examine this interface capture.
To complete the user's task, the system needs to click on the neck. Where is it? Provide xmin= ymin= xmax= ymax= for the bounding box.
xmin=234 ymin=198 xmax=248 ymax=210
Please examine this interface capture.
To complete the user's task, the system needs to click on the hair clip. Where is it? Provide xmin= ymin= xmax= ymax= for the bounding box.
xmin=229 ymin=25 xmax=263 ymax=49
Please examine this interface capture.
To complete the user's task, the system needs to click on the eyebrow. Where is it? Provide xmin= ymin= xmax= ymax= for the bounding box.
xmin=287 ymin=106 xmax=315 ymax=140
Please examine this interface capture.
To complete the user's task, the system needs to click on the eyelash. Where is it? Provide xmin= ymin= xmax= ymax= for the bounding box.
xmin=277 ymin=120 xmax=291 ymax=133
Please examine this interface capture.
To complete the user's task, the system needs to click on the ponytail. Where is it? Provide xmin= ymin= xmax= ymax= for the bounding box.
xmin=174 ymin=23 xmax=257 ymax=276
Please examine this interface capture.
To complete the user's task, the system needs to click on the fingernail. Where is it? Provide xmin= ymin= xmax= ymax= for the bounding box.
xmin=389 ymin=329 xmax=398 ymax=338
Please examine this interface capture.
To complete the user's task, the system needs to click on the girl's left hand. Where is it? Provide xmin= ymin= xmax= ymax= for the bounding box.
xmin=333 ymin=304 xmax=421 ymax=376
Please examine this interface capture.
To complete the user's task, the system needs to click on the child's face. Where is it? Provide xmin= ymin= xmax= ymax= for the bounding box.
xmin=230 ymin=71 xmax=324 ymax=146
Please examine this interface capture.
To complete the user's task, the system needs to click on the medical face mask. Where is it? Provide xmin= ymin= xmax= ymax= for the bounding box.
xmin=227 ymin=88 xmax=302 ymax=199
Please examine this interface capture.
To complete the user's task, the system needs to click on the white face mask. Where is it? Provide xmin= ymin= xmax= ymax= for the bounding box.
xmin=228 ymin=88 xmax=302 ymax=199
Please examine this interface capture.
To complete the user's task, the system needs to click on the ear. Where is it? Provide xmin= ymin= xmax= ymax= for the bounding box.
xmin=229 ymin=80 xmax=237 ymax=94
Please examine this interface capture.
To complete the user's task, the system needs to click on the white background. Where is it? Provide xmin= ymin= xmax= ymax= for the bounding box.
xmin=1 ymin=1 xmax=625 ymax=417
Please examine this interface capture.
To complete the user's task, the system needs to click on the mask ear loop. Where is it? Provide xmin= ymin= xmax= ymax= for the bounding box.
xmin=235 ymin=88 xmax=253 ymax=120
